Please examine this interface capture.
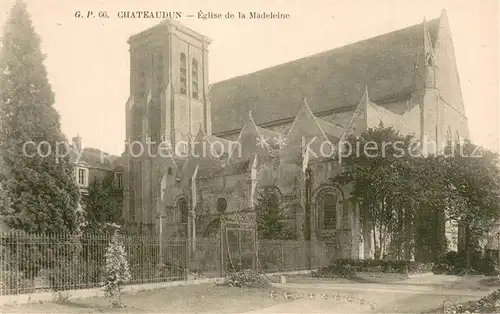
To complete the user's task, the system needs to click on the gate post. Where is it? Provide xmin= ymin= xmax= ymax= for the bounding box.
xmin=184 ymin=237 xmax=189 ymax=280
xmin=252 ymin=228 xmax=257 ymax=271
xmin=219 ymin=218 xmax=225 ymax=277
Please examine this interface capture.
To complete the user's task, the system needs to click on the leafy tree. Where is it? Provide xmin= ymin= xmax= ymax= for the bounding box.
xmin=409 ymin=155 xmax=459 ymax=261
xmin=444 ymin=141 xmax=500 ymax=267
xmin=0 ymin=182 xmax=12 ymax=229
xmin=341 ymin=124 xmax=500 ymax=264
xmin=0 ymin=1 xmax=80 ymax=234
xmin=83 ymin=176 xmax=122 ymax=232
xmin=255 ymin=189 xmax=295 ymax=240
xmin=341 ymin=125 xmax=418 ymax=260
xmin=0 ymin=154 xmax=12 ymax=227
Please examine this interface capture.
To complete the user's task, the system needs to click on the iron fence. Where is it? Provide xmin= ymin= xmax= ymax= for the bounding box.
xmin=0 ymin=231 xmax=189 ymax=296
xmin=257 ymin=240 xmax=328 ymax=272
xmin=1 ymin=231 xmax=328 ymax=296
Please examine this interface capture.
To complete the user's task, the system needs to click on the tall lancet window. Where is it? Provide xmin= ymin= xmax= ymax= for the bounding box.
xmin=192 ymin=58 xmax=199 ymax=99
xmin=180 ymin=53 xmax=187 ymax=95
xmin=317 ymin=191 xmax=338 ymax=230
xmin=156 ymin=50 xmax=164 ymax=91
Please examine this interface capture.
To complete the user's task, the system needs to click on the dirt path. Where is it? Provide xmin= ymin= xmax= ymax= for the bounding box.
xmin=241 ymin=275 xmax=495 ymax=313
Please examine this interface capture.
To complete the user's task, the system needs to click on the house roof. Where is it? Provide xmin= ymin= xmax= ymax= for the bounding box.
xmin=209 ymin=17 xmax=440 ymax=135
xmin=69 ymin=146 xmax=118 ymax=171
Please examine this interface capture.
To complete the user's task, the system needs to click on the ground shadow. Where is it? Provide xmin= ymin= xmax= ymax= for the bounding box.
xmin=421 ymin=307 xmax=442 ymax=313
xmin=479 ymin=277 xmax=500 ymax=287
xmin=55 ymin=300 xmax=104 ymax=310
xmin=55 ymin=300 xmax=145 ymax=313
xmin=351 ymin=276 xmax=379 ymax=283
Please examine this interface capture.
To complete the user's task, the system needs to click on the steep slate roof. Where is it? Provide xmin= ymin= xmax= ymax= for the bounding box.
xmin=209 ymin=17 xmax=440 ymax=135
xmin=341 ymin=87 xmax=371 ymax=139
xmin=181 ymin=130 xmax=223 ymax=179
xmin=227 ymin=111 xmax=274 ymax=164
xmin=316 ymin=118 xmax=345 ymax=141
xmin=69 ymin=146 xmax=117 ymax=170
xmin=198 ymin=160 xmax=251 ymax=179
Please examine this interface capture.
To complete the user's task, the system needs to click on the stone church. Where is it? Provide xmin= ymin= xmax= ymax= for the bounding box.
xmin=122 ymin=10 xmax=469 ymax=260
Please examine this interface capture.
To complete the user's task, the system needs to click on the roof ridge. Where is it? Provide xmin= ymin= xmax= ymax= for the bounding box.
xmin=209 ymin=17 xmax=439 ymax=86
xmin=304 ymin=98 xmax=330 ymax=143
xmin=210 ymin=15 xmax=442 ymax=135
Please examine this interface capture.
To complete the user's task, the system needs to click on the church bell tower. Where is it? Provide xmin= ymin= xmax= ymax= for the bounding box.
xmin=124 ymin=19 xmax=212 ymax=227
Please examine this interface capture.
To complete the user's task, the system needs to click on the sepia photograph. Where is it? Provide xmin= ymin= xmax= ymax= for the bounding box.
xmin=0 ymin=0 xmax=499 ymax=313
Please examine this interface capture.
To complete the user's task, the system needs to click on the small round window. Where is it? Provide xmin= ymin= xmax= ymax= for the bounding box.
xmin=216 ymin=198 xmax=227 ymax=213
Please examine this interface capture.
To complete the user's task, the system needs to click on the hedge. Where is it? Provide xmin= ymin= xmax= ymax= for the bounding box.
xmin=314 ymin=259 xmax=434 ymax=279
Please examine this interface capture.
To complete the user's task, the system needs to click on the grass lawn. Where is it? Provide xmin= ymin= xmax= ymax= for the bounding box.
xmin=1 ymin=283 xmax=292 ymax=313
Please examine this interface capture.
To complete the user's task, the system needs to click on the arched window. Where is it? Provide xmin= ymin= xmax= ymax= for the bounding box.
xmin=427 ymin=55 xmax=433 ymax=67
xmin=316 ymin=188 xmax=341 ymax=231
xmin=180 ymin=53 xmax=187 ymax=95
xmin=321 ymin=194 xmax=337 ymax=229
xmin=192 ymin=58 xmax=199 ymax=99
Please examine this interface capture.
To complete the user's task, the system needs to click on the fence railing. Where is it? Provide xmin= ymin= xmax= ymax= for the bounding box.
xmin=257 ymin=240 xmax=327 ymax=272
xmin=1 ymin=231 xmax=328 ymax=296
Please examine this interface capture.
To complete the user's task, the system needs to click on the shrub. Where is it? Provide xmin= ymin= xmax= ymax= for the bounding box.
xmin=103 ymin=226 xmax=131 ymax=308
xmin=315 ymin=259 xmax=433 ymax=278
xmin=408 ymin=262 xmax=434 ymax=274
xmin=477 ymin=255 xmax=499 ymax=276
xmin=442 ymin=251 xmax=459 ymax=267
xmin=313 ymin=263 xmax=356 ymax=279
xmin=432 ymin=251 xmax=496 ymax=276
xmin=224 ymin=269 xmax=269 ymax=288
xmin=432 ymin=263 xmax=453 ymax=275
xmin=451 ymin=288 xmax=500 ymax=313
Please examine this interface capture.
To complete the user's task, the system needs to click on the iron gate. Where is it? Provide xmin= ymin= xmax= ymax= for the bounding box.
xmin=221 ymin=221 xmax=256 ymax=275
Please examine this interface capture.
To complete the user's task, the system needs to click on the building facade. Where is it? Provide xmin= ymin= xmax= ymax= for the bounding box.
xmin=123 ymin=11 xmax=469 ymax=260
xmin=68 ymin=135 xmax=124 ymax=195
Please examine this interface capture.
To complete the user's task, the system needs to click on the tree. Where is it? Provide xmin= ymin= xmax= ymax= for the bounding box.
xmin=83 ymin=176 xmax=122 ymax=232
xmin=255 ymin=189 xmax=295 ymax=240
xmin=341 ymin=124 xmax=500 ymax=264
xmin=342 ymin=125 xmax=418 ymax=260
xmin=0 ymin=182 xmax=12 ymax=230
xmin=103 ymin=224 xmax=131 ymax=308
xmin=444 ymin=141 xmax=500 ymax=268
xmin=0 ymin=1 xmax=81 ymax=234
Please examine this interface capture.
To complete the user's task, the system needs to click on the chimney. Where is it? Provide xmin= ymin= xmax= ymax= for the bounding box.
xmin=72 ymin=134 xmax=83 ymax=152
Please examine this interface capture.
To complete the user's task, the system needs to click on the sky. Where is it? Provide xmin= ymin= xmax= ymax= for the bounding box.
xmin=1 ymin=0 xmax=499 ymax=156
